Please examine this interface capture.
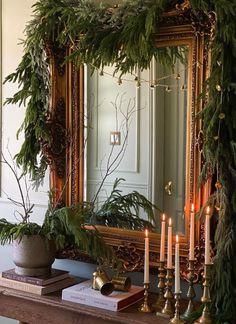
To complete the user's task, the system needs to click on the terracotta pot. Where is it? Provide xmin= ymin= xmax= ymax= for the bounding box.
xmin=13 ymin=235 xmax=56 ymax=276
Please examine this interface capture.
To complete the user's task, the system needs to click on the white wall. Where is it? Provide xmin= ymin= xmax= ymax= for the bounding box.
xmin=0 ymin=1 xmax=47 ymax=322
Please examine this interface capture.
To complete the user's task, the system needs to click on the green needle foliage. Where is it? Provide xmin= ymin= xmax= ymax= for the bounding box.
xmin=4 ymin=0 xmax=236 ymax=321
xmin=88 ymin=178 xmax=157 ymax=230
xmin=190 ymin=1 xmax=236 ymax=322
xmin=0 ymin=206 xmax=115 ymax=266
xmin=0 ymin=220 xmax=41 ymax=245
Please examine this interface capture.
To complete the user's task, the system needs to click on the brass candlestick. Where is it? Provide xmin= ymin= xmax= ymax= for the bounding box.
xmin=182 ymin=259 xmax=196 ymax=320
xmin=195 ymin=264 xmax=212 ymax=324
xmin=138 ymin=283 xmax=153 ymax=313
xmin=162 ymin=268 xmax=174 ymax=317
xmin=170 ymin=292 xmax=185 ymax=324
xmin=154 ymin=261 xmax=166 ymax=313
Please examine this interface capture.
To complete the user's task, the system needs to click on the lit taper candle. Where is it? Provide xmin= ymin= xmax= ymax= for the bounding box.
xmin=205 ymin=206 xmax=211 ymax=264
xmin=160 ymin=213 xmax=166 ymax=262
xmin=189 ymin=204 xmax=195 ymax=260
xmin=167 ymin=218 xmax=172 ymax=268
xmin=144 ymin=229 xmax=150 ymax=283
xmin=175 ymin=234 xmax=180 ymax=293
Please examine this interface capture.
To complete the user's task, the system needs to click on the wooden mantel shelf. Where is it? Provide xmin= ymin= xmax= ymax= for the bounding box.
xmin=0 ymin=286 xmax=170 ymax=324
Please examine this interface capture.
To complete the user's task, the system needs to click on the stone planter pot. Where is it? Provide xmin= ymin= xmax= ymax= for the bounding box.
xmin=13 ymin=235 xmax=56 ymax=276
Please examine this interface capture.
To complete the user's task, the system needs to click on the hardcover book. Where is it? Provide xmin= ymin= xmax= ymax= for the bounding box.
xmin=1 ymin=268 xmax=69 ymax=286
xmin=0 ymin=275 xmax=76 ymax=295
xmin=62 ymin=280 xmax=144 ymax=311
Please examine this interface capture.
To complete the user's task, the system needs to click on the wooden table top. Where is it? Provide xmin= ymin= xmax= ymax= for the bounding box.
xmin=0 ymin=286 xmax=174 ymax=324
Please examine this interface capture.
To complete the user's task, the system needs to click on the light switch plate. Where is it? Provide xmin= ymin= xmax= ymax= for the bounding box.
xmin=110 ymin=131 xmax=121 ymax=145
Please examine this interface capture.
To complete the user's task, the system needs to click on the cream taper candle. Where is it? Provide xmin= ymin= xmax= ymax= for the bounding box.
xmin=175 ymin=234 xmax=180 ymax=293
xmin=144 ymin=229 xmax=149 ymax=283
xmin=205 ymin=206 xmax=211 ymax=264
xmin=160 ymin=213 xmax=166 ymax=262
xmin=167 ymin=218 xmax=172 ymax=268
xmin=189 ymin=204 xmax=195 ymax=260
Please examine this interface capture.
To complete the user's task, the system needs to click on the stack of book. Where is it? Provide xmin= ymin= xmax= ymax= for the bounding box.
xmin=62 ymin=280 xmax=144 ymax=311
xmin=0 ymin=268 xmax=76 ymax=295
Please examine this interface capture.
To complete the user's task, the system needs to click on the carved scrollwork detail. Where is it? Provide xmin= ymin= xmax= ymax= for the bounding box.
xmin=194 ymin=223 xmax=206 ymax=282
xmin=178 ymin=226 xmax=206 ymax=283
xmin=57 ymin=245 xmax=95 ymax=263
xmin=45 ymin=42 xmax=66 ymax=76
xmin=190 ymin=11 xmax=216 ymax=38
xmin=43 ymin=97 xmax=69 ymax=178
xmin=175 ymin=0 xmax=191 ymax=11
xmin=113 ymin=243 xmax=143 ymax=272
xmin=160 ymin=3 xmax=215 ymax=38
xmin=180 ymin=223 xmax=214 ymax=284
xmin=196 ymin=129 xmax=204 ymax=154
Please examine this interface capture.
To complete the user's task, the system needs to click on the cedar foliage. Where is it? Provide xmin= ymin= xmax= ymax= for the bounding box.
xmin=88 ymin=178 xmax=157 ymax=230
xmin=4 ymin=0 xmax=236 ymax=322
xmin=190 ymin=1 xmax=236 ymax=322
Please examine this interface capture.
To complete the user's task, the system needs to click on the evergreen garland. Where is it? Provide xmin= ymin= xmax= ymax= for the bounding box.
xmin=190 ymin=1 xmax=236 ymax=322
xmin=4 ymin=0 xmax=182 ymax=182
xmin=4 ymin=0 xmax=236 ymax=322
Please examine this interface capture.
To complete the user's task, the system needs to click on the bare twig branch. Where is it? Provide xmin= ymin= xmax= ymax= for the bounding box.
xmin=1 ymin=148 xmax=34 ymax=223
xmin=92 ymin=93 xmax=139 ymax=204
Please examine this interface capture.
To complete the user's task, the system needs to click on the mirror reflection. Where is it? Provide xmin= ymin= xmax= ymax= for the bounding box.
xmin=84 ymin=46 xmax=189 ymax=235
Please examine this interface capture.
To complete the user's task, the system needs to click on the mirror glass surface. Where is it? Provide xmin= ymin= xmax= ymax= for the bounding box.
xmin=84 ymin=46 xmax=189 ymax=234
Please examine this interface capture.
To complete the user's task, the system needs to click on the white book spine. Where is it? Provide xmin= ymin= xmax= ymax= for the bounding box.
xmin=62 ymin=291 xmax=118 ymax=311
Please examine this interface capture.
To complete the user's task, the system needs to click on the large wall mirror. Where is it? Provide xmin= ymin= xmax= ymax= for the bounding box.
xmin=48 ymin=3 xmax=214 ymax=278
xmin=85 ymin=45 xmax=189 ymax=236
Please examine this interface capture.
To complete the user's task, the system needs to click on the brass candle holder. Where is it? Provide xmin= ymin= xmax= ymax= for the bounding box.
xmin=182 ymin=259 xmax=196 ymax=320
xmin=194 ymin=264 xmax=212 ymax=324
xmin=170 ymin=292 xmax=185 ymax=324
xmin=162 ymin=267 xmax=174 ymax=317
xmin=138 ymin=283 xmax=153 ymax=313
xmin=154 ymin=261 xmax=166 ymax=313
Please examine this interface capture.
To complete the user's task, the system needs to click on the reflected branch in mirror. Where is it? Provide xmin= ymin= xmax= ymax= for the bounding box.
xmin=88 ymin=178 xmax=158 ymax=231
xmin=92 ymin=92 xmax=137 ymax=203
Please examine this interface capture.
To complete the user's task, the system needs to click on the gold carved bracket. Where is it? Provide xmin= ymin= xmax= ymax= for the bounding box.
xmin=160 ymin=1 xmax=215 ymax=40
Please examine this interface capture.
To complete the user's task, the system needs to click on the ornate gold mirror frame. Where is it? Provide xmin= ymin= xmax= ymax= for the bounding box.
xmin=46 ymin=3 xmax=214 ymax=280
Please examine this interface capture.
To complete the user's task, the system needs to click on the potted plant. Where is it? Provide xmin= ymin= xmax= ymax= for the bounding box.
xmin=0 ymin=153 xmax=115 ymax=276
xmin=0 ymin=155 xmax=156 ymax=277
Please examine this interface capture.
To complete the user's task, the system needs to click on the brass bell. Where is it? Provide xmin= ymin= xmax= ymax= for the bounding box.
xmin=92 ymin=270 xmax=114 ymax=296
xmin=111 ymin=276 xmax=131 ymax=292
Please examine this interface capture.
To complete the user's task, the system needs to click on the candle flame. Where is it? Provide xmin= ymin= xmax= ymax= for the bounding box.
xmin=145 ymin=229 xmax=148 ymax=237
xmin=176 ymin=234 xmax=179 ymax=243
xmin=191 ymin=203 xmax=194 ymax=212
xmin=169 ymin=218 xmax=172 ymax=226
xmin=206 ymin=206 xmax=210 ymax=215
xmin=162 ymin=213 xmax=165 ymax=221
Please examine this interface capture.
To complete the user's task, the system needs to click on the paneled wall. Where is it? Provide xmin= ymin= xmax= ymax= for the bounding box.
xmin=86 ymin=66 xmax=151 ymax=212
xmin=85 ymin=59 xmax=187 ymax=232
